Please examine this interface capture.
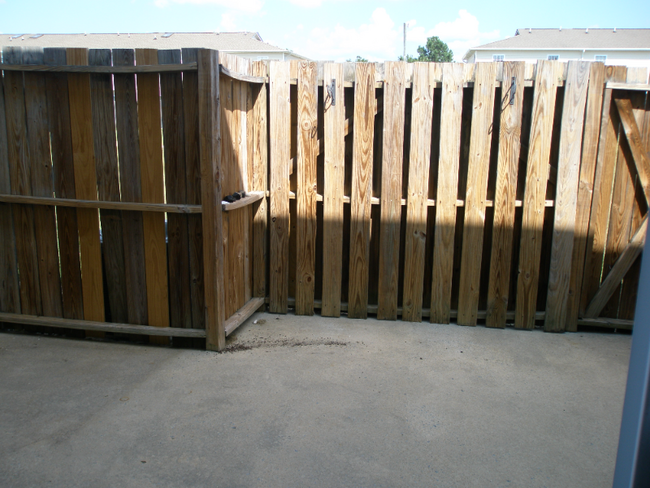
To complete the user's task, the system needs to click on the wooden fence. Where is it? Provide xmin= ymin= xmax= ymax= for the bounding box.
xmin=0 ymin=48 xmax=649 ymax=351
xmin=262 ymin=59 xmax=650 ymax=332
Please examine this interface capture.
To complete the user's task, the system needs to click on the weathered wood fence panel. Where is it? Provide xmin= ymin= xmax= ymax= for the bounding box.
xmin=0 ymin=47 xmax=267 ymax=350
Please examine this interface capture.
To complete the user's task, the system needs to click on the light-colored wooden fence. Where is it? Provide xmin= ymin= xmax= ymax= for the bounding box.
xmin=261 ymin=59 xmax=650 ymax=332
xmin=1 ymin=49 xmax=649 ymax=350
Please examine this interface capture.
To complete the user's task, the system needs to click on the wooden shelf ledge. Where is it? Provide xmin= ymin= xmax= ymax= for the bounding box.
xmin=222 ymin=191 xmax=264 ymax=211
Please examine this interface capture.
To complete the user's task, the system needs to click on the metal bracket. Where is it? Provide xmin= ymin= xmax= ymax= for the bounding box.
xmin=327 ymin=80 xmax=336 ymax=106
xmin=509 ymin=77 xmax=516 ymax=105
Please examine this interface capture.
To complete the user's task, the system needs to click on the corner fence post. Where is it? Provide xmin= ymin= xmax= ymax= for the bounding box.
xmin=198 ymin=49 xmax=226 ymax=351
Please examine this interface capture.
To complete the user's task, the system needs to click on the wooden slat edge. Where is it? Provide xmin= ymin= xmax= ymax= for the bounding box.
xmin=221 ymin=191 xmax=264 ymax=211
xmin=219 ymin=64 xmax=266 ymax=84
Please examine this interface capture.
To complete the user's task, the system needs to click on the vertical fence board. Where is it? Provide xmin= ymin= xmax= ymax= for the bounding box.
xmin=321 ymin=63 xmax=345 ymax=317
xmin=251 ymin=60 xmax=268 ymax=302
xmin=4 ymin=47 xmax=42 ymax=316
xmin=377 ymin=61 xmax=406 ymax=320
xmin=515 ymin=61 xmax=562 ymax=329
xmin=198 ymin=49 xmax=225 ymax=351
xmin=269 ymin=61 xmax=291 ymax=313
xmin=160 ymin=49 xmax=193 ymax=331
xmin=402 ymin=63 xmax=434 ymax=322
xmin=430 ymin=63 xmax=464 ymax=324
xmin=89 ymin=48 xmax=127 ymax=324
xmin=44 ymin=48 xmax=83 ymax=322
xmin=486 ymin=62 xmax=526 ymax=328
xmin=580 ymin=66 xmax=627 ymax=316
xmin=544 ymin=61 xmax=590 ymax=331
xmin=113 ymin=48 xmax=148 ymax=326
xmin=457 ymin=62 xmax=498 ymax=326
xmin=348 ymin=63 xmax=376 ymax=319
xmin=135 ymin=48 xmax=170 ymax=340
xmin=295 ymin=61 xmax=318 ymax=315
xmin=182 ymin=48 xmax=206 ymax=332
xmin=24 ymin=47 xmax=63 ymax=319
xmin=565 ymin=62 xmax=606 ymax=330
xmin=67 ymin=48 xmax=105 ymax=325
xmin=0 ymin=58 xmax=20 ymax=314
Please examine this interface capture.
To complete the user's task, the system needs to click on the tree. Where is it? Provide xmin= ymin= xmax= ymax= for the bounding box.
xmin=346 ymin=55 xmax=369 ymax=62
xmin=400 ymin=36 xmax=453 ymax=63
xmin=416 ymin=36 xmax=453 ymax=62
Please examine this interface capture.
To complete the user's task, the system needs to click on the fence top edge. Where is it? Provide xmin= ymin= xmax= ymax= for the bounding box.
xmin=0 ymin=62 xmax=197 ymax=73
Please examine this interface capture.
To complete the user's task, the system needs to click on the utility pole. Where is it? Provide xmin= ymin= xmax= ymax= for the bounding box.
xmin=403 ymin=22 xmax=406 ymax=60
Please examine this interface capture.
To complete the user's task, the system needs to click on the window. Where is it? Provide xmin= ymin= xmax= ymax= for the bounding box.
xmin=595 ymin=55 xmax=607 ymax=62
xmin=547 ymin=54 xmax=560 ymax=60
xmin=492 ymin=54 xmax=505 ymax=62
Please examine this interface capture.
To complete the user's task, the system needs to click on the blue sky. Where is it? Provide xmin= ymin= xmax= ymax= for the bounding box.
xmin=1 ymin=0 xmax=649 ymax=61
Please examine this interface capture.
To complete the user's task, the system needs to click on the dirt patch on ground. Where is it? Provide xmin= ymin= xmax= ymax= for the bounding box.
xmin=222 ymin=337 xmax=348 ymax=353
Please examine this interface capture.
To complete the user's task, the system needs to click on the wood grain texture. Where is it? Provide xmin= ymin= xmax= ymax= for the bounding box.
xmin=67 ymin=48 xmax=106 ymax=324
xmin=23 ymin=47 xmax=64 ymax=319
xmin=295 ymin=61 xmax=318 ymax=315
xmin=514 ymin=61 xmax=561 ymax=330
xmin=321 ymin=63 xmax=345 ymax=317
xmin=198 ymin=49 xmax=226 ymax=350
xmin=457 ymin=62 xmax=498 ymax=326
xmin=4 ymin=47 xmax=42 ymax=316
xmin=269 ymin=61 xmax=291 ymax=313
xmin=377 ymin=61 xmax=406 ymax=320
xmin=44 ymin=48 xmax=83 ymax=321
xmin=580 ymin=66 xmax=627 ymax=316
xmin=615 ymin=98 xmax=650 ymax=195
xmin=135 ymin=49 xmax=170 ymax=341
xmin=402 ymin=63 xmax=434 ymax=322
xmin=160 ymin=49 xmax=192 ymax=331
xmin=430 ymin=63 xmax=464 ymax=324
xmin=182 ymin=48 xmax=206 ymax=332
xmin=89 ymin=48 xmax=127 ymax=323
xmin=0 ymin=58 xmax=21 ymax=314
xmin=347 ymin=63 xmax=376 ymax=319
xmin=585 ymin=217 xmax=648 ymax=318
xmin=224 ymin=297 xmax=266 ymax=336
xmin=565 ymin=62 xmax=606 ymax=331
xmin=251 ymin=60 xmax=268 ymax=301
xmin=113 ymin=48 xmax=148 ymax=326
xmin=544 ymin=61 xmax=590 ymax=332
xmin=485 ymin=62 xmax=526 ymax=328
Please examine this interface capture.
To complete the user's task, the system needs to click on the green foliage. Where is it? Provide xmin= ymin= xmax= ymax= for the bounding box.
xmin=400 ymin=36 xmax=454 ymax=63
xmin=346 ymin=55 xmax=369 ymax=62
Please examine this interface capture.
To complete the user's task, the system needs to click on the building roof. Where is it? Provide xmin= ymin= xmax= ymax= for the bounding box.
xmin=464 ymin=28 xmax=650 ymax=60
xmin=486 ymin=28 xmax=649 ymax=49
xmin=1 ymin=31 xmax=308 ymax=58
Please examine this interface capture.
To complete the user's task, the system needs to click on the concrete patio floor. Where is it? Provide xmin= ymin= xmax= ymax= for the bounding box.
xmin=0 ymin=313 xmax=632 ymax=487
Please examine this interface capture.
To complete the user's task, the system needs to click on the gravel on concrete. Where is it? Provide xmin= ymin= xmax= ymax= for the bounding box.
xmin=0 ymin=313 xmax=631 ymax=487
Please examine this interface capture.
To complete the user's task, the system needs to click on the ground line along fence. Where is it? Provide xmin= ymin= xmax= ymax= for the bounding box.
xmin=0 ymin=47 xmax=649 ymax=350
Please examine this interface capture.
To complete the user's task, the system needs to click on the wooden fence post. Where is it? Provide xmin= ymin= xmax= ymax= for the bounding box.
xmin=198 ymin=49 xmax=226 ymax=351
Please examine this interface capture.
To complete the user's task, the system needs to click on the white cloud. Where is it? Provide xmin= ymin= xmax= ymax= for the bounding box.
xmin=155 ymin=0 xmax=264 ymax=13
xmin=406 ymin=10 xmax=499 ymax=61
xmin=220 ymin=13 xmax=237 ymax=31
xmin=288 ymin=0 xmax=322 ymax=7
xmin=303 ymin=7 xmax=399 ymax=61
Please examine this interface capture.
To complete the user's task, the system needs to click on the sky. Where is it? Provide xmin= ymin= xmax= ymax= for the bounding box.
xmin=0 ymin=0 xmax=649 ymax=62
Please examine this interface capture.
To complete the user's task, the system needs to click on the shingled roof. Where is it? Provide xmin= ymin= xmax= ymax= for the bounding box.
xmin=470 ymin=28 xmax=650 ymax=51
xmin=1 ymin=31 xmax=308 ymax=58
